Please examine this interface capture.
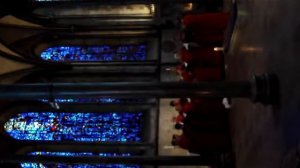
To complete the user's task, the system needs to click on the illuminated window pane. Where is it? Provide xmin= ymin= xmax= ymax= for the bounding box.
xmin=5 ymin=112 xmax=143 ymax=142
xmin=40 ymin=45 xmax=146 ymax=62
xmin=40 ymin=98 xmax=144 ymax=104
xmin=21 ymin=152 xmax=140 ymax=168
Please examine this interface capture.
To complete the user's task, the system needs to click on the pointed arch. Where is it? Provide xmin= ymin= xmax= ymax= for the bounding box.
xmin=0 ymin=24 xmax=159 ymax=65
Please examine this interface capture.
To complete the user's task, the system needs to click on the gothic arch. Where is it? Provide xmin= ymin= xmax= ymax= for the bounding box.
xmin=0 ymin=24 xmax=159 ymax=65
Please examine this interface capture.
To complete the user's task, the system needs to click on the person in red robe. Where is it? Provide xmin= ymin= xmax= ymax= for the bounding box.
xmin=185 ymin=108 xmax=229 ymax=134
xmin=175 ymin=64 xmax=193 ymax=81
xmin=170 ymin=99 xmax=183 ymax=112
xmin=177 ymin=47 xmax=222 ymax=66
xmin=170 ymin=98 xmax=229 ymax=134
xmin=174 ymin=114 xmax=185 ymax=124
xmin=182 ymin=12 xmax=229 ymax=31
xmin=188 ymin=101 xmax=229 ymax=128
xmin=170 ymin=98 xmax=193 ymax=114
xmin=191 ymin=98 xmax=226 ymax=115
xmin=171 ymin=132 xmax=230 ymax=154
xmin=170 ymin=98 xmax=229 ymax=117
xmin=181 ymin=12 xmax=230 ymax=45
xmin=175 ymin=63 xmax=222 ymax=82
xmin=171 ymin=97 xmax=227 ymax=113
xmin=174 ymin=114 xmax=185 ymax=130
xmin=166 ymin=63 xmax=222 ymax=81
xmin=193 ymin=67 xmax=222 ymax=81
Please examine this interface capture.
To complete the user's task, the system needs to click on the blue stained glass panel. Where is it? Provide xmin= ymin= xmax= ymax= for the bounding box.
xmin=40 ymin=98 xmax=144 ymax=104
xmin=5 ymin=112 xmax=143 ymax=142
xmin=21 ymin=152 xmax=140 ymax=168
xmin=40 ymin=45 xmax=146 ymax=62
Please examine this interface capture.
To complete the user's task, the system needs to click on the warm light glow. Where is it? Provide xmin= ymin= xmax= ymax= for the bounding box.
xmin=214 ymin=47 xmax=224 ymax=51
xmin=183 ymin=3 xmax=193 ymax=11
xmin=241 ymin=46 xmax=263 ymax=52
xmin=34 ymin=4 xmax=155 ymax=16
xmin=150 ymin=4 xmax=155 ymax=14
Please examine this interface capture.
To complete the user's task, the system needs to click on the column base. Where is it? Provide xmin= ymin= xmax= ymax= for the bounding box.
xmin=252 ymin=73 xmax=280 ymax=105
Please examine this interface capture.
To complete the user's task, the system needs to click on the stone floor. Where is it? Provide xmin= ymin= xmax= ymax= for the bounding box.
xmin=227 ymin=0 xmax=300 ymax=167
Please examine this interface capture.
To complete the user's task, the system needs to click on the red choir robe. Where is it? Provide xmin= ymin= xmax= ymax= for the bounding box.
xmin=181 ymin=98 xmax=226 ymax=115
xmin=190 ymin=98 xmax=228 ymax=122
xmin=176 ymin=65 xmax=192 ymax=81
xmin=192 ymin=99 xmax=225 ymax=113
xmin=177 ymin=134 xmax=189 ymax=150
xmin=191 ymin=67 xmax=222 ymax=81
xmin=182 ymin=12 xmax=230 ymax=33
xmin=188 ymin=133 xmax=230 ymax=153
xmin=180 ymin=101 xmax=194 ymax=114
xmin=180 ymin=126 xmax=230 ymax=153
xmin=176 ymin=64 xmax=221 ymax=81
xmin=185 ymin=109 xmax=229 ymax=134
xmin=175 ymin=114 xmax=185 ymax=124
xmin=182 ymin=12 xmax=230 ymax=44
xmin=179 ymin=47 xmax=222 ymax=66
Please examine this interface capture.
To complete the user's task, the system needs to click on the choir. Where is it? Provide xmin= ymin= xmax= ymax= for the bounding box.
xmin=169 ymin=11 xmax=231 ymax=156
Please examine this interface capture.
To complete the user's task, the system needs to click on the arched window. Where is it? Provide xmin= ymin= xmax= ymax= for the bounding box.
xmin=21 ymin=152 xmax=140 ymax=168
xmin=40 ymin=44 xmax=147 ymax=62
xmin=4 ymin=112 xmax=143 ymax=142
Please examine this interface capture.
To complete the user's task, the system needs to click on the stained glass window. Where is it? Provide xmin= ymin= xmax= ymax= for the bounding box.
xmin=21 ymin=152 xmax=140 ymax=168
xmin=5 ymin=112 xmax=143 ymax=142
xmin=40 ymin=98 xmax=144 ymax=104
xmin=40 ymin=45 xmax=147 ymax=62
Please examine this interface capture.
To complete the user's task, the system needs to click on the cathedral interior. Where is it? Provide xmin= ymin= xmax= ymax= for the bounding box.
xmin=0 ymin=0 xmax=299 ymax=168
